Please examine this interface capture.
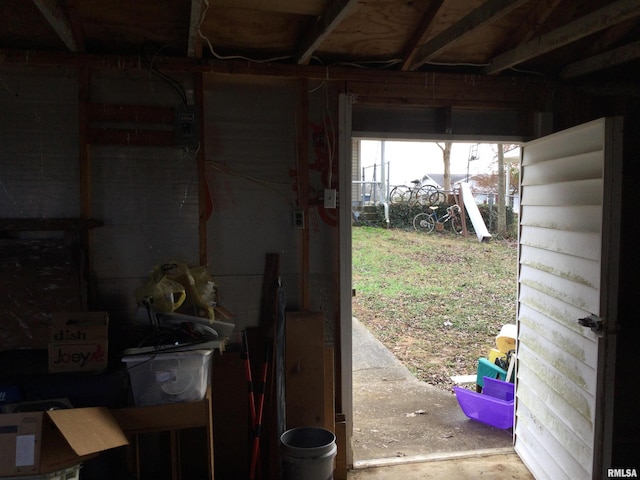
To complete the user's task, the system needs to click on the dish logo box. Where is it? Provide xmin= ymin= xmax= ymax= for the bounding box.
xmin=48 ymin=312 xmax=109 ymax=373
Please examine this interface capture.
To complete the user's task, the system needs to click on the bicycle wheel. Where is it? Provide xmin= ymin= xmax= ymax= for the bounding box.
xmin=389 ymin=186 xmax=406 ymax=204
xmin=413 ymin=213 xmax=435 ymax=233
xmin=431 ymin=189 xmax=447 ymax=206
xmin=413 ymin=186 xmax=436 ymax=206
xmin=450 ymin=213 xmax=464 ymax=234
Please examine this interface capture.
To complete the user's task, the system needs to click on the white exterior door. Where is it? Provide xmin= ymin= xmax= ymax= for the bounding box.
xmin=515 ymin=118 xmax=621 ymax=480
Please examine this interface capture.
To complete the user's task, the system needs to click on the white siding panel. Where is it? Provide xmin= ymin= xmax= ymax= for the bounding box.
xmin=518 ymin=342 xmax=595 ymax=426
xmin=518 ymin=320 xmax=597 ymax=396
xmin=516 ymin=119 xmax=606 ymax=480
xmin=520 ymin=227 xmax=601 ymax=263
xmin=516 ymin=402 xmax=590 ymax=480
xmin=520 ymin=150 xmax=602 ymax=186
xmin=519 ymin=244 xmax=600 ymax=290
xmin=517 ymin=365 xmax=595 ymax=448
xmin=519 ymin=205 xmax=601 ymax=232
xmin=518 ymin=302 xmax=598 ymax=368
xmin=519 ymin=263 xmax=598 ymax=319
xmin=521 ymin=119 xmax=605 ymax=166
xmin=520 ymin=178 xmax=603 ymax=206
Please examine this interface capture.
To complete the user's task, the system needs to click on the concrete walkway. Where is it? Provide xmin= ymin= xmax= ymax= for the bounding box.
xmin=351 ymin=317 xmax=527 ymax=471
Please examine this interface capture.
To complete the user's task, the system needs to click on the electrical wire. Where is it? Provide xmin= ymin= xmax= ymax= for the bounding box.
xmin=206 ymin=160 xmax=297 ymax=209
xmin=141 ymin=42 xmax=188 ymax=105
xmin=198 ymin=0 xmax=294 ymax=64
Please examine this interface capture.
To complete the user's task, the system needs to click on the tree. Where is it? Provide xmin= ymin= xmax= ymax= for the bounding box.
xmin=496 ymin=145 xmax=506 ymax=236
xmin=493 ymin=144 xmax=519 ymax=237
xmin=436 ymin=142 xmax=452 ymax=191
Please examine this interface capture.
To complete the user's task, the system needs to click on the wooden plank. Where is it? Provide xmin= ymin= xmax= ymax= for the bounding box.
xmin=400 ymin=0 xmax=445 ymax=71
xmin=409 ymin=0 xmax=531 ymax=70
xmin=195 ymin=72 xmax=209 ymax=267
xmin=78 ymin=65 xmax=93 ymax=308
xmin=485 ymin=0 xmax=640 ymax=75
xmin=334 ymin=413 xmax=347 ymax=480
xmin=324 ymin=346 xmax=335 ymax=433
xmin=188 ymin=0 xmax=204 ymax=58
xmin=88 ymin=128 xmax=174 ymax=146
xmin=296 ymin=0 xmax=360 ymax=64
xmin=285 ymin=311 xmax=325 ymax=428
xmin=87 ymin=103 xmax=175 ymax=124
xmin=259 ymin=253 xmax=280 ymax=334
xmin=0 ymin=218 xmax=103 ymax=231
xmin=32 ymin=0 xmax=78 ymax=52
xmin=561 ymin=39 xmax=640 ymax=79
xmin=297 ymin=79 xmax=311 ymax=310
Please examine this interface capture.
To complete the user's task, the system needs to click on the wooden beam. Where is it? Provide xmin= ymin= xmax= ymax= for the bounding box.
xmin=296 ymin=0 xmax=359 ymax=65
xmin=87 ymin=103 xmax=175 ymax=124
xmin=560 ymin=40 xmax=640 ymax=79
xmin=409 ymin=0 xmax=531 ymax=71
xmin=297 ymin=79 xmax=311 ymax=309
xmin=510 ymin=0 xmax=563 ymax=45
xmin=88 ymin=128 xmax=175 ymax=146
xmin=400 ymin=0 xmax=446 ymax=71
xmin=0 ymin=218 xmax=103 ymax=232
xmin=195 ymin=72 xmax=209 ymax=267
xmin=484 ymin=0 xmax=640 ymax=75
xmin=32 ymin=0 xmax=77 ymax=52
xmin=0 ymin=47 xmax=551 ymax=86
xmin=188 ymin=0 xmax=204 ymax=58
xmin=63 ymin=0 xmax=86 ymax=52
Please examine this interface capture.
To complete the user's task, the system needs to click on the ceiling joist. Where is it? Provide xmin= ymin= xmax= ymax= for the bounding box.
xmin=510 ymin=0 xmax=563 ymax=45
xmin=484 ymin=0 xmax=640 ymax=75
xmin=409 ymin=0 xmax=531 ymax=71
xmin=400 ymin=0 xmax=446 ymax=71
xmin=560 ymin=39 xmax=640 ymax=79
xmin=32 ymin=0 xmax=78 ymax=52
xmin=188 ymin=0 xmax=204 ymax=58
xmin=296 ymin=0 xmax=359 ymax=65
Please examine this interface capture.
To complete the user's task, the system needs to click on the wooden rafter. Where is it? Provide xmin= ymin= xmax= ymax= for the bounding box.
xmin=296 ymin=0 xmax=359 ymax=65
xmin=32 ymin=0 xmax=78 ymax=52
xmin=188 ymin=0 xmax=204 ymax=58
xmin=409 ymin=0 xmax=531 ymax=71
xmin=510 ymin=0 xmax=563 ymax=45
xmin=560 ymin=40 xmax=640 ymax=79
xmin=581 ymin=18 xmax=638 ymax=58
xmin=484 ymin=0 xmax=640 ymax=75
xmin=400 ymin=0 xmax=446 ymax=71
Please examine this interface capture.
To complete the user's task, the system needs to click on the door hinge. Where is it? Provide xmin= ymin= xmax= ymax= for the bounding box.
xmin=578 ymin=314 xmax=604 ymax=335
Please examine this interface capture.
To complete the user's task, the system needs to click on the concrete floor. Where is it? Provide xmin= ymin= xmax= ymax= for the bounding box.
xmin=347 ymin=452 xmax=533 ymax=479
xmin=349 ymin=318 xmax=533 ymax=479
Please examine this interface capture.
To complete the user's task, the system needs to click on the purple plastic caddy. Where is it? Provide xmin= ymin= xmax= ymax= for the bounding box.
xmin=454 ymin=376 xmax=514 ymax=429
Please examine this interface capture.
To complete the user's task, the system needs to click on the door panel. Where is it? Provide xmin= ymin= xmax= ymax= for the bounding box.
xmin=515 ymin=118 xmax=619 ymax=480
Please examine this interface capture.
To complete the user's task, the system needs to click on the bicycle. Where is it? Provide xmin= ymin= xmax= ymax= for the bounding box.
xmin=413 ymin=204 xmax=464 ymax=234
xmin=389 ymin=179 xmax=440 ymax=206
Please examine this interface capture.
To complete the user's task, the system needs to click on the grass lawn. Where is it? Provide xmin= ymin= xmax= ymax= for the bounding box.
xmin=351 ymin=226 xmax=518 ymax=390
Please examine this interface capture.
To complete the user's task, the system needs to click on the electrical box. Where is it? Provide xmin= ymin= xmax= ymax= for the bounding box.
xmin=175 ymin=105 xmax=198 ymax=147
xmin=293 ymin=211 xmax=305 ymax=229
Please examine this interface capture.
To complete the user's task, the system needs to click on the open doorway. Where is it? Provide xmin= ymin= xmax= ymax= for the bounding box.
xmin=350 ymin=138 xmax=520 ymax=466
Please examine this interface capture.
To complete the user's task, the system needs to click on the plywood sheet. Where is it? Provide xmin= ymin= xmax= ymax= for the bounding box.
xmin=285 ymin=311 xmax=325 ymax=428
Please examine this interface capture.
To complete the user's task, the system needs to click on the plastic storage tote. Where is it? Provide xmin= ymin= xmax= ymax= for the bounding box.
xmin=454 ymin=376 xmax=514 ymax=429
xmin=122 ymin=348 xmax=213 ymax=406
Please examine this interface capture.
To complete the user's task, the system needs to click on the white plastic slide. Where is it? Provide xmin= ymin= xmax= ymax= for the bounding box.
xmin=460 ymin=183 xmax=492 ymax=242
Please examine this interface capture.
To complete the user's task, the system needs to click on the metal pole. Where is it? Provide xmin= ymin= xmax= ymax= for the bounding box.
xmin=380 ymin=140 xmax=386 ymax=202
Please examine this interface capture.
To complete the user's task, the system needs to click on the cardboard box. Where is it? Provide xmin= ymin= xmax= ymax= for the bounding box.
xmin=0 ymin=407 xmax=128 ymax=476
xmin=48 ymin=312 xmax=109 ymax=374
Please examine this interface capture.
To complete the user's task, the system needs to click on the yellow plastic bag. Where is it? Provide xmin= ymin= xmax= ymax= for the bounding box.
xmin=134 ymin=276 xmax=186 ymax=313
xmin=152 ymin=262 xmax=216 ymax=320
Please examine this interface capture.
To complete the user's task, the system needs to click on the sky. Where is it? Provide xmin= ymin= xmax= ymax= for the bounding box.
xmin=359 ymin=140 xmax=518 ymax=187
